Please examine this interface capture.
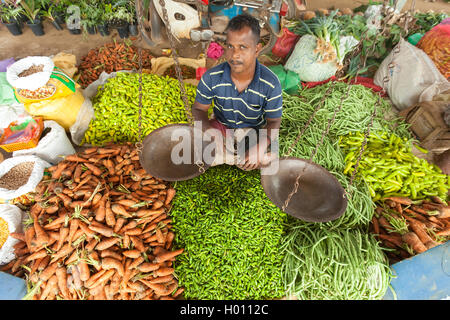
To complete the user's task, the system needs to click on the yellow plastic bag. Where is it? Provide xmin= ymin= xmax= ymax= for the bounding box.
xmin=23 ymin=88 xmax=85 ymax=131
xmin=13 ymin=67 xmax=78 ymax=105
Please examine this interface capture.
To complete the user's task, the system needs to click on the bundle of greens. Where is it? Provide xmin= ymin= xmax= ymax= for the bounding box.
xmin=288 ymin=10 xmax=343 ymax=63
xmin=170 ymin=165 xmax=288 ymax=300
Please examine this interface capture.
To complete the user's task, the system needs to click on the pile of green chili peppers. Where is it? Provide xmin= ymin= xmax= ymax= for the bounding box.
xmin=82 ymin=72 xmax=196 ymax=145
xmin=339 ymin=131 xmax=450 ymax=201
xmin=170 ymin=165 xmax=288 ymax=300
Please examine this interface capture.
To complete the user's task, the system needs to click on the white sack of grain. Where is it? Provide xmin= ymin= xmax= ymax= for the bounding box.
xmin=0 ymin=155 xmax=50 ymax=200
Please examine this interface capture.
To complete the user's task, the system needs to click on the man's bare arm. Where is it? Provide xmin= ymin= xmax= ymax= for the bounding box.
xmin=192 ymin=101 xmax=212 ymax=131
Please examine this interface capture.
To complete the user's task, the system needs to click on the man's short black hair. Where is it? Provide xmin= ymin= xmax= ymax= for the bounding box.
xmin=225 ymin=13 xmax=260 ymax=44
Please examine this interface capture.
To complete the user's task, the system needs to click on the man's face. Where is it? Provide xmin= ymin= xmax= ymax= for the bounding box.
xmin=225 ymin=26 xmax=261 ymax=75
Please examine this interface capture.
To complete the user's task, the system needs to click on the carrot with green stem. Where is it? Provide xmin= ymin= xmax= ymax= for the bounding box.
xmin=402 ymin=232 xmax=427 ymax=254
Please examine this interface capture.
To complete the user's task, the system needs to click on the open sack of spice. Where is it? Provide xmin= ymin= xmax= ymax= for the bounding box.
xmin=0 ymin=155 xmax=50 ymax=201
xmin=0 ymin=204 xmax=24 ymax=265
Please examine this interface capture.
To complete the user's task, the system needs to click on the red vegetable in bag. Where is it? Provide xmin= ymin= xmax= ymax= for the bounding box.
xmin=417 ymin=24 xmax=450 ymax=80
xmin=272 ymin=28 xmax=300 ymax=59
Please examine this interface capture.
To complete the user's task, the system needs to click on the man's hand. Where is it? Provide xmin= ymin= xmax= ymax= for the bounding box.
xmin=237 ymin=137 xmax=271 ymax=171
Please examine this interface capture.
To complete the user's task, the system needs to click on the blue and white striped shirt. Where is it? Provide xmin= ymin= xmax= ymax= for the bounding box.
xmin=195 ymin=60 xmax=283 ymax=129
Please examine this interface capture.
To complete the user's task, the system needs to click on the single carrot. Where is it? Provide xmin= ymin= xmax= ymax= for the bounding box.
xmin=88 ymin=224 xmax=114 ymax=237
xmin=137 ymin=262 xmax=160 ymax=273
xmin=377 ymin=234 xmax=403 ymax=248
xmin=124 ymin=228 xmax=142 ymax=236
xmin=119 ymin=220 xmax=138 ymax=233
xmin=130 ymin=236 xmax=145 ymax=252
xmin=84 ymin=163 xmax=102 ymax=176
xmin=40 ymin=275 xmax=59 ymax=300
xmin=384 ymin=197 xmax=414 ymax=206
xmin=55 ymin=227 xmax=69 ymax=251
xmin=26 ymin=249 xmax=48 ymax=262
xmin=122 ymin=249 xmax=141 ymax=259
xmin=33 ymin=216 xmax=50 ymax=248
xmin=95 ymin=237 xmax=120 ymax=251
xmin=43 ymin=214 xmax=66 ymax=230
xmin=100 ymin=249 xmax=123 ymax=261
xmin=101 ymin=257 xmax=124 ymax=276
xmin=111 ymin=204 xmax=132 ymax=218
xmin=78 ymin=258 xmax=91 ymax=282
xmin=67 ymin=218 xmax=80 ymax=246
xmin=55 ymin=267 xmax=69 ymax=299
xmin=52 ymin=162 xmax=69 ymax=179
xmin=154 ymin=248 xmax=184 ymax=263
xmin=172 ymin=287 xmax=184 ymax=299
xmin=153 ymin=267 xmax=174 ymax=277
xmin=407 ymin=219 xmax=437 ymax=248
xmin=50 ymin=244 xmax=74 ymax=264
xmin=105 ymin=201 xmax=116 ymax=227
xmin=164 ymin=188 xmax=176 ymax=205
xmin=129 ymin=256 xmax=145 ymax=269
xmin=87 ymin=269 xmax=116 ymax=289
xmin=402 ymin=232 xmax=427 ymax=254
xmin=39 ymin=262 xmax=59 ymax=282
xmin=84 ymin=269 xmax=107 ymax=288
xmin=9 ymin=232 xmax=26 ymax=242
xmin=117 ymin=199 xmax=137 ymax=207
xmin=113 ymin=217 xmax=127 ymax=233
xmin=78 ymin=222 xmax=96 ymax=239
xmin=64 ymin=155 xmax=89 ymax=163
xmin=95 ymin=195 xmax=108 ymax=222
xmin=164 ymin=232 xmax=175 ymax=250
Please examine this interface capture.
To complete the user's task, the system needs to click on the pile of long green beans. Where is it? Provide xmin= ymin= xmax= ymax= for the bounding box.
xmin=279 ymin=82 xmax=411 ymax=228
xmin=340 ymin=131 xmax=450 ymax=201
xmin=278 ymin=82 xmax=403 ymax=299
xmin=82 ymin=72 xmax=196 ymax=145
xmin=282 ymin=223 xmax=392 ymax=300
xmin=170 ymin=165 xmax=288 ymax=300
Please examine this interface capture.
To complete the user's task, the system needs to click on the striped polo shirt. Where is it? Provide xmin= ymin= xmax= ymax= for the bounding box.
xmin=195 ymin=60 xmax=283 ymax=129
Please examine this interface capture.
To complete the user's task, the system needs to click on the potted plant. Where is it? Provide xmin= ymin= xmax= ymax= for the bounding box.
xmin=20 ymin=0 xmax=45 ymax=36
xmin=128 ymin=0 xmax=138 ymax=36
xmin=80 ymin=0 xmax=102 ymax=35
xmin=0 ymin=3 xmax=25 ymax=36
xmin=41 ymin=5 xmax=63 ymax=30
xmin=106 ymin=1 xmax=133 ymax=39
xmin=50 ymin=0 xmax=69 ymax=28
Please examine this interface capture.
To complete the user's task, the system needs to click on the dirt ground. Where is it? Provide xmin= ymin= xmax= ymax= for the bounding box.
xmin=0 ymin=0 xmax=448 ymax=63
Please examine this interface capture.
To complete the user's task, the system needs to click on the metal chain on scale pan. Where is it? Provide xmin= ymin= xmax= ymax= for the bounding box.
xmin=135 ymin=0 xmax=205 ymax=173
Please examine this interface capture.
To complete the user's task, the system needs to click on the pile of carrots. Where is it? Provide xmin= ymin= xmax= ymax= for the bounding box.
xmin=370 ymin=196 xmax=450 ymax=264
xmin=77 ymin=42 xmax=153 ymax=88
xmin=1 ymin=143 xmax=184 ymax=300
